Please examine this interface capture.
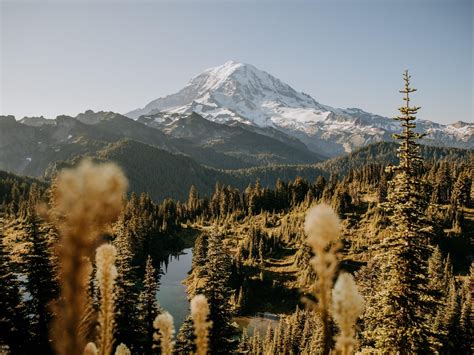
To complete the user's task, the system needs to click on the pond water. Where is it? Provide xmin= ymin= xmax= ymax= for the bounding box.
xmin=156 ymin=247 xmax=193 ymax=328
xmin=156 ymin=247 xmax=280 ymax=333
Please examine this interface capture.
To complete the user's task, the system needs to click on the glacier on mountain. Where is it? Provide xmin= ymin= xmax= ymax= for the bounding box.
xmin=126 ymin=60 xmax=473 ymax=156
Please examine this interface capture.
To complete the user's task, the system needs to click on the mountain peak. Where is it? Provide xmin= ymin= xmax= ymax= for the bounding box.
xmin=211 ymin=59 xmax=245 ymax=71
xmin=126 ymin=60 xmax=324 ymax=126
xmin=205 ymin=60 xmax=255 ymax=75
xmin=125 ymin=62 xmax=472 ymax=155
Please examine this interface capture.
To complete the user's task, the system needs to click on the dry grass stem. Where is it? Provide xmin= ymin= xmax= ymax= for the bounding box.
xmin=304 ymin=204 xmax=341 ymax=355
xmin=332 ymin=273 xmax=364 ymax=355
xmin=191 ymin=294 xmax=212 ymax=355
xmin=96 ymin=244 xmax=118 ymax=355
xmin=51 ymin=160 xmax=127 ymax=355
xmin=114 ymin=343 xmax=131 ymax=355
xmin=153 ymin=312 xmax=175 ymax=355
xmin=83 ymin=342 xmax=98 ymax=355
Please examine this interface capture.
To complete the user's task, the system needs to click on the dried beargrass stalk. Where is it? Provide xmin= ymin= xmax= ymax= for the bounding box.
xmin=114 ymin=343 xmax=131 ymax=355
xmin=304 ymin=204 xmax=341 ymax=355
xmin=153 ymin=312 xmax=175 ymax=355
xmin=332 ymin=273 xmax=364 ymax=355
xmin=191 ymin=294 xmax=212 ymax=355
xmin=96 ymin=244 xmax=118 ymax=355
xmin=83 ymin=342 xmax=98 ymax=355
xmin=51 ymin=160 xmax=127 ymax=355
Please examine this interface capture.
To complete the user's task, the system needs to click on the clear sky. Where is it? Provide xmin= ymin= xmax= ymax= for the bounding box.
xmin=1 ymin=0 xmax=472 ymax=124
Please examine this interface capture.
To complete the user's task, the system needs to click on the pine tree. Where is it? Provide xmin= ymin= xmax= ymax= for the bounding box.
xmin=377 ymin=173 xmax=388 ymax=203
xmin=0 ymin=230 xmax=29 ymax=354
xmin=236 ymin=327 xmax=250 ymax=353
xmin=458 ymin=267 xmax=473 ymax=353
xmin=236 ymin=286 xmax=245 ymax=314
xmin=113 ymin=225 xmax=143 ymax=352
xmin=80 ymin=264 xmax=99 ymax=344
xmin=427 ymin=247 xmax=449 ymax=350
xmin=139 ymin=256 xmax=162 ymax=354
xmin=439 ymin=278 xmax=460 ymax=353
xmin=174 ymin=315 xmax=196 ymax=354
xmin=314 ymin=175 xmax=326 ymax=201
xmin=187 ymin=185 xmax=200 ymax=217
xmin=366 ymin=71 xmax=435 ymax=352
xmin=197 ymin=234 xmax=237 ymax=353
xmin=263 ymin=322 xmax=274 ymax=353
xmin=23 ymin=189 xmax=58 ymax=354
xmin=250 ymin=330 xmax=262 ymax=355
xmin=451 ymin=171 xmax=472 ymax=208
xmin=192 ymin=233 xmax=209 ymax=279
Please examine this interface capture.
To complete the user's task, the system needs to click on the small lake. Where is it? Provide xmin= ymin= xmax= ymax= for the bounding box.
xmin=156 ymin=247 xmax=280 ymax=333
xmin=156 ymin=247 xmax=193 ymax=328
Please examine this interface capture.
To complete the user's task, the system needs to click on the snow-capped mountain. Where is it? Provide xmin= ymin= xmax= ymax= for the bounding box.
xmin=126 ymin=60 xmax=473 ymax=156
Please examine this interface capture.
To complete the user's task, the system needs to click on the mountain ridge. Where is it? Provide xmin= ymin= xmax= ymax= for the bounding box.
xmin=126 ymin=61 xmax=473 ymax=156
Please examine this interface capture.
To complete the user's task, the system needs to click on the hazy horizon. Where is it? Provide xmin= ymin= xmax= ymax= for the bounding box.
xmin=1 ymin=0 xmax=472 ymax=125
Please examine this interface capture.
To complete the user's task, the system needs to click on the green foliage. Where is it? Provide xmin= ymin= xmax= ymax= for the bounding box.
xmin=0 ymin=229 xmax=30 ymax=354
xmin=139 ymin=256 xmax=162 ymax=354
xmin=0 ymin=106 xmax=471 ymax=354
xmin=23 ymin=212 xmax=58 ymax=354
xmin=174 ymin=315 xmax=196 ymax=354
xmin=193 ymin=233 xmax=238 ymax=353
xmin=112 ymin=225 xmax=143 ymax=352
xmin=364 ymin=71 xmax=435 ymax=352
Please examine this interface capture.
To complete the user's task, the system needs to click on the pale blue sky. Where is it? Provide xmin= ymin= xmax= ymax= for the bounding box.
xmin=1 ymin=0 xmax=472 ymax=124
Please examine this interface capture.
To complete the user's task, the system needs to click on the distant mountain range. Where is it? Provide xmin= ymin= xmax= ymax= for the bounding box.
xmin=0 ymin=113 xmax=470 ymax=201
xmin=1 ymin=60 xmax=472 ymax=200
xmin=0 ymin=109 xmax=323 ymax=179
xmin=127 ymin=60 xmax=473 ymax=156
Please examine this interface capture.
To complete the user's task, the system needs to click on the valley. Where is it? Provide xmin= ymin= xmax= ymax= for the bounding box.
xmin=2 ymin=0 xmax=473 ymax=353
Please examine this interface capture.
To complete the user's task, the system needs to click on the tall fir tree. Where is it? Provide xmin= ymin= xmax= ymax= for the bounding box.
xmin=23 ymin=186 xmax=58 ymax=354
xmin=139 ymin=255 xmax=162 ymax=354
xmin=366 ymin=71 xmax=435 ymax=352
xmin=458 ymin=265 xmax=473 ymax=353
xmin=0 ymin=230 xmax=29 ymax=354
xmin=113 ymin=224 xmax=143 ymax=352
xmin=196 ymin=233 xmax=237 ymax=353
xmin=174 ymin=315 xmax=196 ymax=354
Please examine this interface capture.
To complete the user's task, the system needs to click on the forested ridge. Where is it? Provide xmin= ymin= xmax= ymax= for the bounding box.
xmin=0 ymin=72 xmax=472 ymax=354
xmin=1 ymin=147 xmax=471 ymax=353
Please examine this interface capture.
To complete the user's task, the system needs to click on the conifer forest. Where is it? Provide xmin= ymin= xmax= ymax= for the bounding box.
xmin=0 ymin=70 xmax=472 ymax=354
xmin=1 ymin=1 xmax=473 ymax=354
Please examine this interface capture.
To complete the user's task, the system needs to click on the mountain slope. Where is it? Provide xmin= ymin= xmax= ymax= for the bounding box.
xmin=229 ymin=142 xmax=473 ymax=187
xmin=159 ymin=112 xmax=324 ymax=165
xmin=95 ymin=140 xmax=239 ymax=201
xmin=2 ymin=109 xmax=323 ymax=178
xmin=127 ymin=61 xmax=473 ymax=156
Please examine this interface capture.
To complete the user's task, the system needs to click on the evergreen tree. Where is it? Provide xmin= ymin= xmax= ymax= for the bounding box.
xmin=439 ymin=278 xmax=460 ymax=353
xmin=236 ymin=328 xmax=250 ymax=353
xmin=0 ymin=230 xmax=29 ymax=354
xmin=175 ymin=315 xmax=196 ymax=354
xmin=451 ymin=171 xmax=472 ymax=208
xmin=113 ymin=225 xmax=143 ymax=352
xmin=192 ymin=233 xmax=209 ymax=279
xmin=139 ymin=256 xmax=162 ymax=354
xmin=80 ymin=264 xmax=99 ymax=345
xmin=23 ymin=187 xmax=58 ymax=354
xmin=263 ymin=322 xmax=274 ymax=353
xmin=314 ymin=175 xmax=326 ymax=201
xmin=427 ymin=247 xmax=448 ymax=351
xmin=377 ymin=173 xmax=388 ymax=203
xmin=197 ymin=234 xmax=237 ymax=353
xmin=366 ymin=71 xmax=435 ymax=352
xmin=250 ymin=330 xmax=262 ymax=355
xmin=458 ymin=266 xmax=473 ymax=353
xmin=186 ymin=185 xmax=200 ymax=217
